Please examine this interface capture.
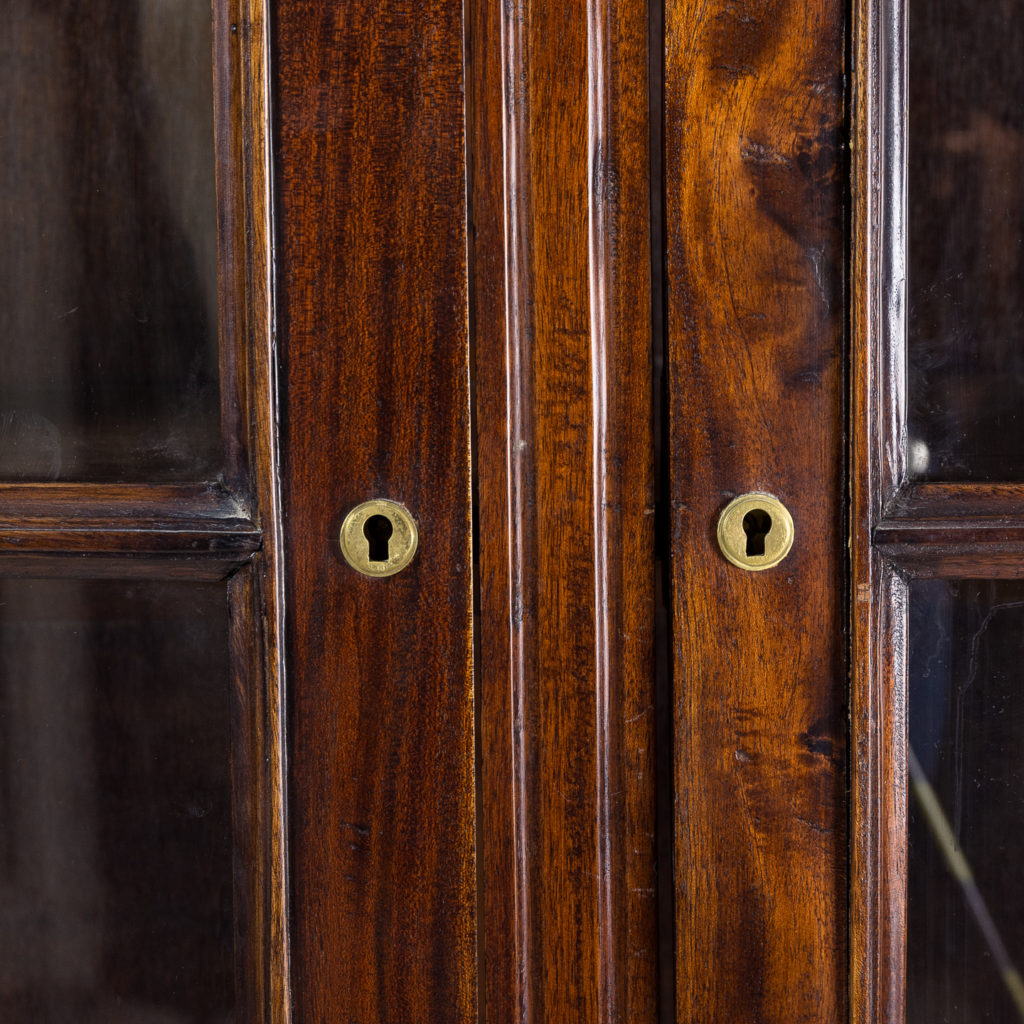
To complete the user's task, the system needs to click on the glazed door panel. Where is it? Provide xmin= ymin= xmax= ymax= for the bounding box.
xmin=853 ymin=1 xmax=1024 ymax=1022
xmin=0 ymin=3 xmax=282 ymax=1022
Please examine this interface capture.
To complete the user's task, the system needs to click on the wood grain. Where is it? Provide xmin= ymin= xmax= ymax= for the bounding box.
xmin=0 ymin=483 xmax=258 ymax=570
xmin=849 ymin=2 xmax=890 ymax=1016
xmin=221 ymin=2 xmax=291 ymax=1021
xmin=850 ymin=562 xmax=909 ymax=1024
xmin=664 ymin=0 xmax=847 ymax=1020
xmin=883 ymin=481 xmax=1024 ymax=524
xmin=216 ymin=0 xmax=274 ymax=502
xmin=230 ymin=560 xmax=278 ymax=1024
xmin=272 ymin=3 xmax=476 ymax=1022
xmin=875 ymin=482 xmax=1024 ymax=555
xmin=470 ymin=0 xmax=658 ymax=1021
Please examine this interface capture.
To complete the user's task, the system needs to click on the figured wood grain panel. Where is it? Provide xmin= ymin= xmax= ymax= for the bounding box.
xmin=272 ymin=4 xmax=476 ymax=1023
xmin=470 ymin=1 xmax=657 ymax=1021
xmin=664 ymin=0 xmax=846 ymax=1020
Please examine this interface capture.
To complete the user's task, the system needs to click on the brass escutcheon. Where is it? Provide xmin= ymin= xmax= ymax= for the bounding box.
xmin=339 ymin=499 xmax=419 ymax=577
xmin=716 ymin=492 xmax=794 ymax=571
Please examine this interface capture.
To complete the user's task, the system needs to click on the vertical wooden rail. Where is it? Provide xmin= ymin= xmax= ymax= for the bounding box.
xmin=222 ymin=1 xmax=290 ymax=1019
xmin=850 ymin=0 xmax=910 ymax=1019
xmin=664 ymin=0 xmax=847 ymax=1021
xmin=471 ymin=0 xmax=658 ymax=1021
xmin=273 ymin=4 xmax=477 ymax=1021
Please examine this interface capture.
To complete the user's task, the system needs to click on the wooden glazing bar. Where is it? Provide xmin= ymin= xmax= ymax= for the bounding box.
xmin=873 ymin=546 xmax=1024 ymax=580
xmin=229 ymin=559 xmax=289 ymax=1023
xmin=877 ymin=484 xmax=1024 ymax=557
xmin=216 ymin=0 xmax=277 ymax=507
xmin=470 ymin=0 xmax=658 ymax=1020
xmin=877 ymin=522 xmax=1024 ymax=548
xmin=221 ymin=2 xmax=291 ymax=1020
xmin=850 ymin=562 xmax=909 ymax=1024
xmin=0 ymin=554 xmax=257 ymax=582
xmin=882 ymin=481 xmax=1024 ymax=525
xmin=0 ymin=483 xmax=259 ymax=566
xmin=850 ymin=0 xmax=908 ymax=1019
xmin=273 ymin=3 xmax=476 ymax=1021
xmin=853 ymin=0 xmax=1024 ymax=1011
xmin=664 ymin=0 xmax=847 ymax=1019
xmin=0 ymin=482 xmax=253 ymax=524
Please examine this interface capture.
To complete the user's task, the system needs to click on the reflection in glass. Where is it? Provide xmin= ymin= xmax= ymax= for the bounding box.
xmin=0 ymin=580 xmax=234 ymax=1022
xmin=0 ymin=3 xmax=221 ymax=481
xmin=908 ymin=580 xmax=1024 ymax=1022
xmin=908 ymin=0 xmax=1024 ymax=480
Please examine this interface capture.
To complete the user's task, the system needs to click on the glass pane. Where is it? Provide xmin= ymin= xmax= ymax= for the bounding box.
xmin=0 ymin=3 xmax=221 ymax=481
xmin=907 ymin=0 xmax=1024 ymax=480
xmin=907 ymin=579 xmax=1024 ymax=1022
xmin=0 ymin=579 xmax=234 ymax=1022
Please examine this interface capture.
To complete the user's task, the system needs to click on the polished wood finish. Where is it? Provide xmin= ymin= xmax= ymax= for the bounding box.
xmin=849 ymin=0 xmax=908 ymax=1015
xmin=0 ymin=484 xmax=258 ymax=571
xmin=272 ymin=3 xmax=476 ymax=1022
xmin=222 ymin=3 xmax=291 ymax=1020
xmin=664 ymin=0 xmax=847 ymax=1020
xmin=878 ymin=483 xmax=1024 ymax=545
xmin=470 ymin=1 xmax=658 ymax=1021
xmin=21 ymin=0 xmax=1024 ymax=1015
xmin=875 ymin=484 xmax=1024 ymax=568
xmin=230 ymin=560 xmax=289 ymax=1024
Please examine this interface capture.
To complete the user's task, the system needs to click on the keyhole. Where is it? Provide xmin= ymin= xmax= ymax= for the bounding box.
xmin=363 ymin=514 xmax=394 ymax=562
xmin=741 ymin=508 xmax=772 ymax=557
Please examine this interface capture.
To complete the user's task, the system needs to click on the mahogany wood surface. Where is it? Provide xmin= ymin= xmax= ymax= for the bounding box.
xmin=216 ymin=0 xmax=276 ymax=506
xmin=0 ymin=488 xmax=257 ymax=581
xmin=664 ymin=0 xmax=847 ymax=1021
xmin=878 ymin=483 xmax=1024 ymax=546
xmin=230 ymin=561 xmax=279 ymax=1024
xmin=222 ymin=3 xmax=291 ymax=1020
xmin=849 ymin=0 xmax=909 ymax=1017
xmin=0 ymin=483 xmax=259 ymax=569
xmin=470 ymin=1 xmax=658 ymax=1021
xmin=876 ymin=482 xmax=1024 ymax=566
xmin=272 ymin=4 xmax=476 ymax=1022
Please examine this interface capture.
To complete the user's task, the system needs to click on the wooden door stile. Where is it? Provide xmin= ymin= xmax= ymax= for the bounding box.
xmin=273 ymin=3 xmax=478 ymax=1022
xmin=664 ymin=0 xmax=847 ymax=1020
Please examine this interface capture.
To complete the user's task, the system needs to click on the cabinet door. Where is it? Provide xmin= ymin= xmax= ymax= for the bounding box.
xmin=0 ymin=3 xmax=283 ymax=1021
xmin=1 ymin=2 xmax=856 ymax=1023
xmin=852 ymin=1 xmax=1024 ymax=1022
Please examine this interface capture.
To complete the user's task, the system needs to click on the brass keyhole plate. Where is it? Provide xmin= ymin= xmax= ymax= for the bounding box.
xmin=716 ymin=492 xmax=794 ymax=571
xmin=339 ymin=499 xmax=419 ymax=577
